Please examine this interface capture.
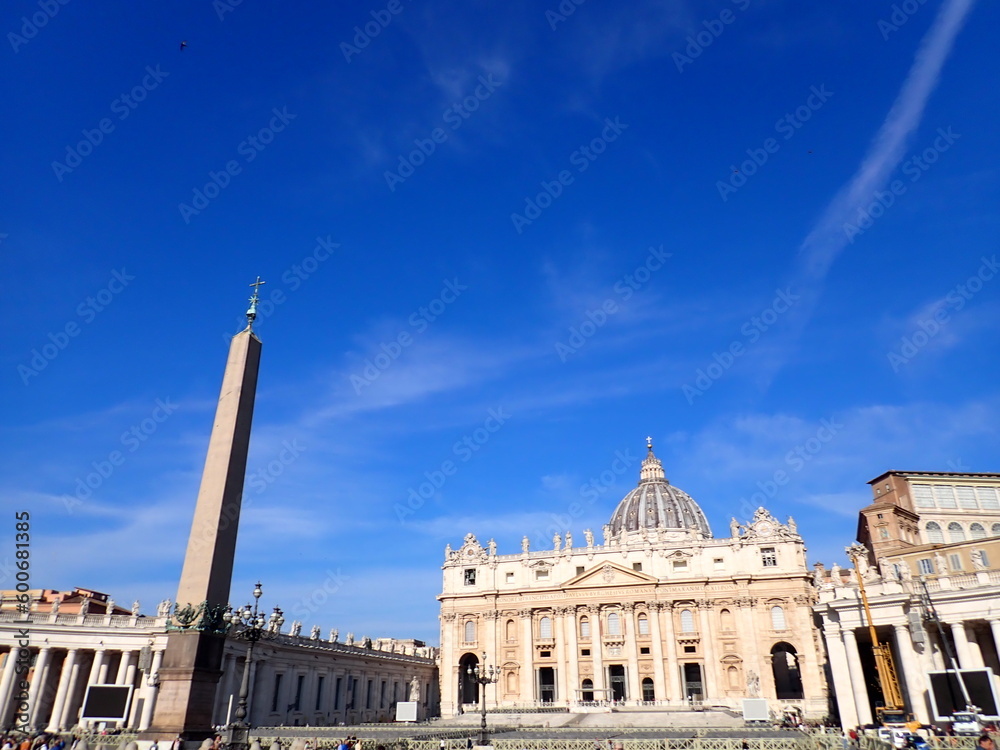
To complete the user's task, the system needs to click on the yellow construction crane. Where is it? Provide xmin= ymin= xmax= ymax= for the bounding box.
xmin=845 ymin=544 xmax=907 ymax=723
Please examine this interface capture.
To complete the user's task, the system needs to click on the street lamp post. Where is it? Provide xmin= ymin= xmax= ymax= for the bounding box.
xmin=222 ymin=582 xmax=284 ymax=750
xmin=466 ymin=652 xmax=499 ymax=747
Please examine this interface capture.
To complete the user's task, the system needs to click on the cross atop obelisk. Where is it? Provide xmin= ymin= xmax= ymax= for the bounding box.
xmin=146 ymin=280 xmax=265 ymax=741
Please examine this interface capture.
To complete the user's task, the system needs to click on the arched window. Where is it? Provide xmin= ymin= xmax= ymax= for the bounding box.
xmin=926 ymin=522 xmax=944 ymax=543
xmin=581 ymin=678 xmax=594 ymax=701
xmin=637 ymin=614 xmax=649 ymax=636
xmin=771 ymin=606 xmax=786 ymax=630
xmin=993 ymin=523 xmax=1000 ymax=537
xmin=464 ymin=620 xmax=476 ymax=642
xmin=948 ymin=522 xmax=966 ymax=543
xmin=720 ymin=608 xmax=734 ymax=632
xmin=539 ymin=616 xmax=552 ymax=639
xmin=727 ymin=666 xmax=740 ymax=689
xmin=680 ymin=609 xmax=695 ymax=633
xmin=970 ymin=523 xmax=987 ymax=540
xmin=641 ymin=677 xmax=655 ymax=701
xmin=505 ymin=619 xmax=516 ymax=641
xmin=607 ymin=612 xmax=621 ymax=636
xmin=506 ymin=671 xmax=517 ymax=692
xmin=579 ymin=616 xmax=590 ymax=638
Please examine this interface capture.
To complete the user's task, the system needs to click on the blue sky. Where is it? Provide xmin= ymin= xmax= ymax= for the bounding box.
xmin=2 ymin=0 xmax=998 ymax=645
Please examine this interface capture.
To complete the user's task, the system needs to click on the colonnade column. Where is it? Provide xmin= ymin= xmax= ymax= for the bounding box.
xmin=88 ymin=650 xmax=106 ymax=686
xmin=553 ymin=608 xmax=568 ymax=706
xmin=964 ymin=623 xmax=984 ymax=668
xmin=519 ymin=609 xmax=534 ymax=702
xmin=115 ymin=650 xmax=134 ymax=685
xmin=26 ymin=647 xmax=52 ymax=728
xmin=623 ymin=604 xmax=641 ymax=703
xmin=661 ymin=603 xmax=680 ymax=705
xmin=587 ymin=605 xmax=605 ymax=700
xmin=0 ymin=649 xmax=21 ymax=726
xmin=54 ymin=649 xmax=84 ymax=731
xmin=893 ymin=624 xmax=929 ymax=724
xmin=841 ymin=628 xmax=873 ymax=725
xmin=821 ymin=623 xmax=858 ymax=729
xmin=648 ymin=602 xmax=667 ymax=704
xmin=951 ymin=621 xmax=972 ymax=668
xmin=213 ymin=652 xmax=234 ymax=725
xmin=139 ymin=649 xmax=164 ymax=730
xmin=989 ymin=619 xmax=1000 ymax=665
xmin=483 ymin=611 xmax=499 ymax=708
xmin=697 ymin=603 xmax=717 ymax=701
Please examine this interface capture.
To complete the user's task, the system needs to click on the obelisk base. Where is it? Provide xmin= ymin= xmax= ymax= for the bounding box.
xmin=141 ymin=631 xmax=225 ymax=741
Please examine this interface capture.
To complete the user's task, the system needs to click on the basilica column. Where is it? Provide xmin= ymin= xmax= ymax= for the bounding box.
xmin=139 ymin=650 xmax=165 ymax=731
xmin=565 ymin=607 xmax=580 ymax=705
xmin=648 ymin=603 xmax=667 ymax=704
xmin=964 ymin=623 xmax=984 ymax=668
xmin=989 ymin=619 xmax=1000 ymax=663
xmin=519 ymin=609 xmax=534 ymax=702
xmin=821 ymin=622 xmax=858 ymax=729
xmin=623 ymin=604 xmax=641 ymax=703
xmin=893 ymin=624 xmax=929 ymax=724
xmin=588 ymin=605 xmax=606 ymax=700
xmin=0 ymin=649 xmax=22 ymax=727
xmin=27 ymin=647 xmax=52 ymax=728
xmin=662 ymin=603 xmax=681 ymax=705
xmin=439 ymin=613 xmax=456 ymax=714
xmin=736 ymin=598 xmax=763 ymax=701
xmin=697 ymin=603 xmax=717 ymax=700
xmin=842 ymin=628 xmax=873 ymax=725
xmin=951 ymin=621 xmax=972 ymax=668
xmin=88 ymin=649 xmax=107 ymax=685
xmin=483 ymin=611 xmax=499 ymax=708
xmin=46 ymin=649 xmax=81 ymax=731
xmin=116 ymin=651 xmax=136 ymax=685
xmin=553 ymin=608 xmax=569 ymax=705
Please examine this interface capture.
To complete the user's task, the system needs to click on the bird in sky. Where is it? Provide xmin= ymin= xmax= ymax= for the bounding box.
xmin=179 ymin=40 xmax=188 ymax=51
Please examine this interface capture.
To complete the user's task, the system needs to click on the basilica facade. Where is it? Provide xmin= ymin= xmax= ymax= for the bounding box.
xmin=438 ymin=442 xmax=827 ymax=718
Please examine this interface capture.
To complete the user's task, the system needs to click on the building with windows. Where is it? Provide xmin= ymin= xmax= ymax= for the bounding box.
xmin=814 ymin=470 xmax=1000 ymax=728
xmin=437 ymin=441 xmax=827 ymax=718
xmin=0 ymin=590 xmax=438 ymax=732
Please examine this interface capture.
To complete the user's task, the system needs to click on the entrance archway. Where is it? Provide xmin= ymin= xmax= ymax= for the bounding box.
xmin=771 ymin=642 xmax=803 ymax=700
xmin=459 ymin=652 xmax=479 ymax=704
xmin=608 ymin=665 xmax=626 ymax=700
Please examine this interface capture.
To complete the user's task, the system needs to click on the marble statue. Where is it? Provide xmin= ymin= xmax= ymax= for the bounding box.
xmin=329 ymin=629 xmax=339 ymax=643
xmin=362 ymin=636 xmax=372 ymax=648
xmin=584 ymin=529 xmax=594 ymax=547
xmin=157 ymin=599 xmax=172 ymax=617
xmin=829 ymin=563 xmax=841 ymax=585
xmin=488 ymin=538 xmax=497 ymax=556
xmin=602 ymin=524 xmax=612 ymax=545
xmin=877 ymin=557 xmax=891 ymax=580
xmin=746 ymin=669 xmax=760 ymax=697
xmin=899 ymin=564 xmax=912 ymax=581
xmin=80 ymin=598 xmax=90 ymax=615
xmin=290 ymin=620 xmax=302 ymax=637
xmin=410 ymin=675 xmax=421 ymax=702
xmin=934 ymin=551 xmax=948 ymax=575
xmin=132 ymin=600 xmax=141 ymax=616
xmin=730 ymin=518 xmax=740 ymax=537
xmin=521 ymin=536 xmax=530 ymax=553
xmin=971 ymin=549 xmax=987 ymax=571
xmin=106 ymin=598 xmax=115 ymax=614
xmin=564 ymin=532 xmax=572 ymax=550
xmin=310 ymin=625 xmax=320 ymax=640
xmin=51 ymin=596 xmax=61 ymax=614
xmin=787 ymin=516 xmax=797 ymax=535
xmin=346 ymin=632 xmax=355 ymax=645
xmin=553 ymin=532 xmax=561 ymax=551
xmin=812 ymin=563 xmax=825 ymax=586
xmin=445 ymin=544 xmax=453 ymax=560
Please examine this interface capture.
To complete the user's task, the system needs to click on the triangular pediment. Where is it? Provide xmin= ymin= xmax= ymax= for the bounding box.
xmin=563 ymin=561 xmax=658 ymax=588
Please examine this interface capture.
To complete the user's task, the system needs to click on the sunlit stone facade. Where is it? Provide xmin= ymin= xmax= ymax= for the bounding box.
xmin=438 ymin=443 xmax=827 ymax=718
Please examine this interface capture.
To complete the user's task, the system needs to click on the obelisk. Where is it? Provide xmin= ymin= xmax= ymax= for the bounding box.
xmin=145 ymin=279 xmax=265 ymax=740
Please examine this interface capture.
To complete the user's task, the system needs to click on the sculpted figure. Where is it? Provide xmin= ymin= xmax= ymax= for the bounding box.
xmin=934 ymin=551 xmax=948 ymax=575
xmin=602 ymin=524 xmax=612 ymax=545
xmin=51 ymin=596 xmax=61 ymax=614
xmin=80 ymin=598 xmax=90 ymax=615
xmin=310 ymin=625 xmax=320 ymax=640
xmin=488 ymin=538 xmax=497 ymax=556
xmin=564 ymin=532 xmax=572 ymax=550
xmin=346 ymin=632 xmax=355 ymax=645
xmin=553 ymin=533 xmax=561 ymax=551
xmin=445 ymin=544 xmax=453 ymax=560
xmin=132 ymin=600 xmax=141 ymax=616
xmin=787 ymin=516 xmax=797 ymax=534
xmin=329 ymin=628 xmax=339 ymax=642
xmin=584 ymin=529 xmax=594 ymax=547
xmin=971 ymin=549 xmax=986 ymax=571
xmin=730 ymin=518 xmax=740 ymax=537
xmin=521 ymin=536 xmax=530 ymax=553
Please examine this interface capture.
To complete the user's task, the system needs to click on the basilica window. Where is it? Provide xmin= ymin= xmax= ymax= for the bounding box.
xmin=642 ymin=678 xmax=655 ymax=701
xmin=607 ymin=612 xmax=621 ymax=635
xmin=579 ymin=616 xmax=591 ymax=638
xmin=464 ymin=568 xmax=476 ymax=585
xmin=761 ymin=548 xmax=777 ymax=567
xmin=506 ymin=572 xmax=515 ymax=583
xmin=720 ymin=608 xmax=734 ymax=632
xmin=925 ymin=522 xmax=944 ymax=543
xmin=970 ymin=523 xmax=987 ymax=540
xmin=948 ymin=554 xmax=962 ymax=572
xmin=978 ymin=488 xmax=1000 ymax=509
xmin=679 ymin=609 xmax=695 ymax=633
xmin=948 ymin=522 xmax=966 ymax=543
xmin=771 ymin=605 xmax=786 ymax=630
xmin=632 ymin=563 xmax=643 ymax=571
xmin=637 ymin=614 xmax=649 ymax=635
xmin=918 ymin=558 xmax=933 ymax=575
xmin=505 ymin=619 xmax=516 ymax=641
xmin=535 ymin=569 xmax=549 ymax=580
xmin=672 ymin=560 xmax=688 ymax=572
xmin=539 ymin=616 xmax=553 ymax=639
xmin=464 ymin=620 xmax=476 ymax=642
xmin=993 ymin=523 xmax=1000 ymax=537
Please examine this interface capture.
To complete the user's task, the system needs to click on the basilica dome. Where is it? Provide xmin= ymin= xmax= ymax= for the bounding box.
xmin=607 ymin=440 xmax=713 ymax=538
